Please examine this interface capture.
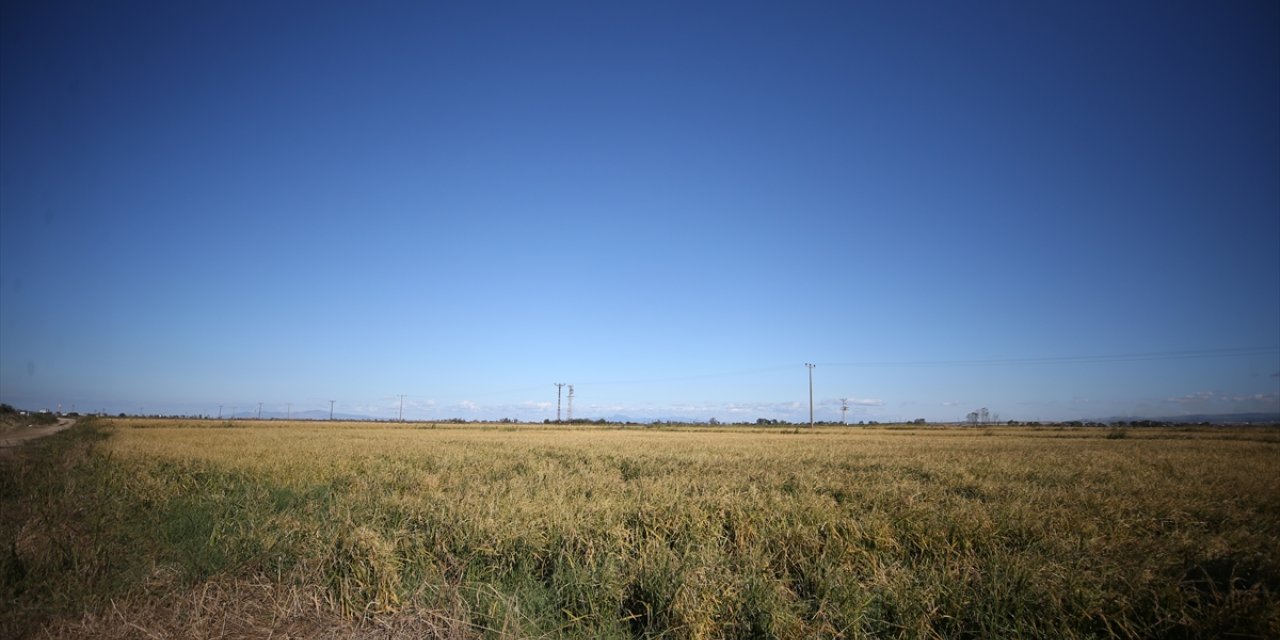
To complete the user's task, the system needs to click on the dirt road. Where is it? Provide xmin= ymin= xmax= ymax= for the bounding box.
xmin=0 ymin=417 xmax=76 ymax=455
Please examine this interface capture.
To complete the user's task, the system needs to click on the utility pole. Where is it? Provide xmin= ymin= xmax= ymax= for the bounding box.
xmin=257 ymin=402 xmax=262 ymax=419
xmin=841 ymin=398 xmax=849 ymax=425
xmin=329 ymin=400 xmax=335 ymax=421
xmin=218 ymin=405 xmax=223 ymax=420
xmin=398 ymin=395 xmax=406 ymax=422
xmin=805 ymin=363 xmax=816 ymax=428
xmin=554 ymin=383 xmax=566 ymax=422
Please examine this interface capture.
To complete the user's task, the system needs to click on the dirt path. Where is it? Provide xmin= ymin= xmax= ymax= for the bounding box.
xmin=0 ymin=417 xmax=76 ymax=456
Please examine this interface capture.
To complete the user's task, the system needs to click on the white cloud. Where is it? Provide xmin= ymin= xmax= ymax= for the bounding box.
xmin=1163 ymin=390 xmax=1280 ymax=413
xmin=321 ymin=396 xmax=903 ymax=423
xmin=722 ymin=401 xmax=804 ymax=414
xmin=819 ymin=397 xmax=882 ymax=407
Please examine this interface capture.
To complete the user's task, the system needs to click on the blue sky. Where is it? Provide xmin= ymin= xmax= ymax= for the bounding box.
xmin=2 ymin=1 xmax=1277 ymax=422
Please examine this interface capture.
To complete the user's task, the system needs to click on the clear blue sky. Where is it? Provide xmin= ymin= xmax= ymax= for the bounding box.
xmin=2 ymin=1 xmax=1277 ymax=422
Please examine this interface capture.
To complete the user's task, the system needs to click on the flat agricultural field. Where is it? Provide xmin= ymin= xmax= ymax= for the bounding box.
xmin=3 ymin=419 xmax=1278 ymax=638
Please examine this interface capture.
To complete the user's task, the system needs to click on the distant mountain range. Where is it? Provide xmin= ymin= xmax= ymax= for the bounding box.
xmin=226 ymin=409 xmax=380 ymax=421
xmin=1105 ymin=412 xmax=1280 ymax=425
xmin=207 ymin=410 xmax=1278 ymax=425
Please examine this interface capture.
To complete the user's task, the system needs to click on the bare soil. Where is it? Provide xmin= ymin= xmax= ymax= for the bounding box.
xmin=0 ymin=417 xmax=75 ymax=457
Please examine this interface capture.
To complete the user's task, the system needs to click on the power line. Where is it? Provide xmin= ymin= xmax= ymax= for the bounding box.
xmin=818 ymin=346 xmax=1279 ymax=368
xmin=534 ymin=346 xmax=1277 ymax=392
xmin=372 ymin=346 xmax=1276 ymax=405
xmin=169 ymin=346 xmax=1273 ymax=422
xmin=568 ymin=365 xmax=797 ymax=388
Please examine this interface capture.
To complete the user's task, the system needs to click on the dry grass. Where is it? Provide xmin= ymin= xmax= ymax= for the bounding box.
xmin=41 ymin=575 xmax=479 ymax=640
xmin=3 ymin=419 xmax=1278 ymax=638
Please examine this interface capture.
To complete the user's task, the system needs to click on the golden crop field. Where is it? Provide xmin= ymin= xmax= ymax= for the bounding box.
xmin=2 ymin=419 xmax=1278 ymax=638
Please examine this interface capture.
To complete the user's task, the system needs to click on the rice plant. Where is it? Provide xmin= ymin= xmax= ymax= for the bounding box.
xmin=2 ymin=419 xmax=1277 ymax=638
